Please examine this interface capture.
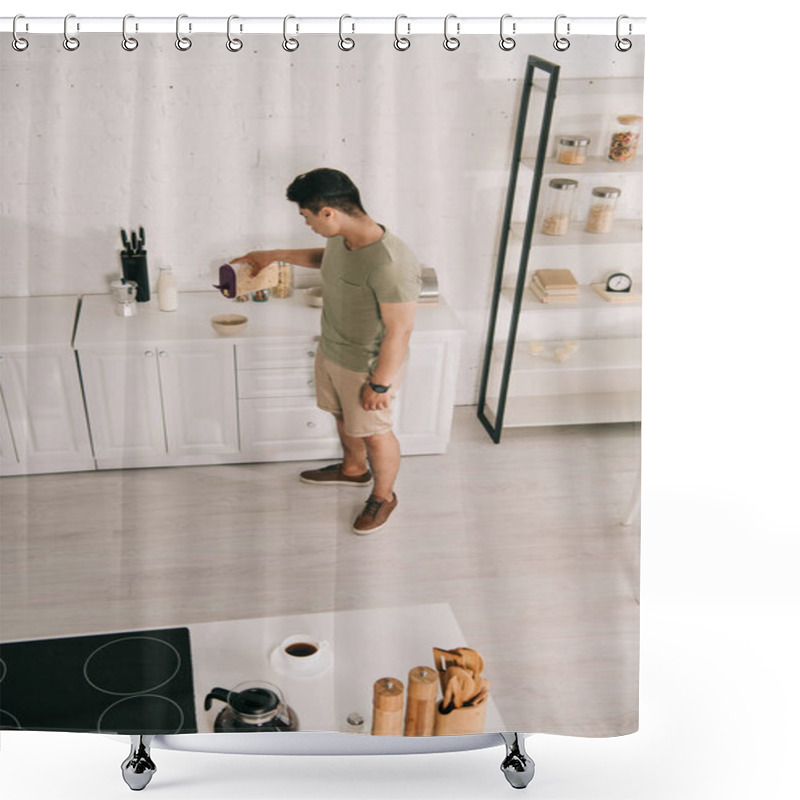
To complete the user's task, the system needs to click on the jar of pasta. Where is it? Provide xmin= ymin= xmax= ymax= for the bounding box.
xmin=541 ymin=178 xmax=578 ymax=236
xmin=607 ymin=115 xmax=642 ymax=163
xmin=556 ymin=135 xmax=590 ymax=165
xmin=586 ymin=186 xmax=621 ymax=233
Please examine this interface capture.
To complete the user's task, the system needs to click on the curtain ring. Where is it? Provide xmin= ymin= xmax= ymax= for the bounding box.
xmin=443 ymin=14 xmax=460 ymax=51
xmin=12 ymin=15 xmax=29 ymax=51
xmin=499 ymin=14 xmax=516 ymax=51
xmin=553 ymin=14 xmax=570 ymax=51
xmin=338 ymin=14 xmax=355 ymax=51
xmin=394 ymin=15 xmax=410 ymax=51
xmin=282 ymin=15 xmax=299 ymax=51
xmin=63 ymin=13 xmax=80 ymax=51
xmin=122 ymin=14 xmax=138 ymax=51
xmin=175 ymin=14 xmax=192 ymax=51
xmin=226 ymin=15 xmax=243 ymax=51
xmin=615 ymin=15 xmax=633 ymax=51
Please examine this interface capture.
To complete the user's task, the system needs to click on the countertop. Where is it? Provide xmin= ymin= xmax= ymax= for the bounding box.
xmin=74 ymin=291 xmax=464 ymax=348
xmin=0 ymin=295 xmax=80 ymax=353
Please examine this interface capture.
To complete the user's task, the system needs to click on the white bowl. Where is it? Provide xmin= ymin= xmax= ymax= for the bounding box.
xmin=211 ymin=314 xmax=248 ymax=336
xmin=304 ymin=287 xmax=323 ymax=308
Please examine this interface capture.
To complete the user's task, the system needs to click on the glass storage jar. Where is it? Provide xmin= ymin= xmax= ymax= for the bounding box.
xmin=607 ymin=115 xmax=642 ymax=162
xmin=271 ymin=261 xmax=294 ymax=298
xmin=586 ymin=186 xmax=621 ymax=233
xmin=541 ymin=178 xmax=578 ymax=236
xmin=556 ymin=135 xmax=590 ymax=165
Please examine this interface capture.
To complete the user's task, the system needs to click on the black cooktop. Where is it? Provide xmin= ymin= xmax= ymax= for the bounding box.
xmin=0 ymin=627 xmax=197 ymax=734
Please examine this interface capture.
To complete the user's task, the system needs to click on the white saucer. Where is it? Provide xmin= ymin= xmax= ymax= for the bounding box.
xmin=269 ymin=644 xmax=333 ymax=679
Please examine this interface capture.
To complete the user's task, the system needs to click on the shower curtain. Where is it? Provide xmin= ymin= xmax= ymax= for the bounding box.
xmin=0 ymin=24 xmax=643 ymax=744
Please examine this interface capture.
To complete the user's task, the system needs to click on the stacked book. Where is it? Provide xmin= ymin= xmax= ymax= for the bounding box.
xmin=529 ymin=269 xmax=579 ymax=304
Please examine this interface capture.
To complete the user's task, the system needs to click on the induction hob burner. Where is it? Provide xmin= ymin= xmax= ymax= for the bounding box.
xmin=98 ymin=695 xmax=185 ymax=735
xmin=0 ymin=627 xmax=197 ymax=734
xmin=84 ymin=636 xmax=181 ymax=695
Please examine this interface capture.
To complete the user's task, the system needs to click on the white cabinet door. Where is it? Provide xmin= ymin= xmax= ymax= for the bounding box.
xmin=0 ymin=352 xmax=94 ymax=475
xmin=157 ymin=347 xmax=238 ymax=458
xmin=79 ymin=344 xmax=239 ymax=468
xmin=78 ymin=348 xmax=166 ymax=467
xmin=396 ymin=336 xmax=460 ymax=455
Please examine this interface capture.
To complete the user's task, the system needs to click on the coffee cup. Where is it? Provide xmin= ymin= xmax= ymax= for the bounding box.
xmin=274 ymin=634 xmax=331 ymax=676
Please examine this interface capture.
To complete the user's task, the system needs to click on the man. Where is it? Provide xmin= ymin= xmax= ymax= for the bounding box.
xmin=231 ymin=168 xmax=420 ymax=534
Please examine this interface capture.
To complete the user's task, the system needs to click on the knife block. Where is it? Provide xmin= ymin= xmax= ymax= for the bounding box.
xmin=121 ymin=253 xmax=150 ymax=302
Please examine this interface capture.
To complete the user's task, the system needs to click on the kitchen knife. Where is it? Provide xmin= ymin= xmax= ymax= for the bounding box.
xmin=120 ymin=228 xmax=132 ymax=255
xmin=139 ymin=226 xmax=146 ymax=250
xmin=131 ymin=230 xmax=138 ymax=254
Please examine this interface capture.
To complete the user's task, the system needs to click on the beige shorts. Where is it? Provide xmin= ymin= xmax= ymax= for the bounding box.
xmin=314 ymin=350 xmax=404 ymax=438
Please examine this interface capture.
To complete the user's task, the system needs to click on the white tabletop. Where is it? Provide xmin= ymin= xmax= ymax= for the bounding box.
xmin=188 ymin=603 xmax=503 ymax=734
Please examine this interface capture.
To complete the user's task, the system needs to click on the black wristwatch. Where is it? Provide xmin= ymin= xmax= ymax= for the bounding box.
xmin=368 ymin=381 xmax=391 ymax=394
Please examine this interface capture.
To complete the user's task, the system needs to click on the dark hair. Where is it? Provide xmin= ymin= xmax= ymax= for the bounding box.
xmin=286 ymin=168 xmax=366 ymax=216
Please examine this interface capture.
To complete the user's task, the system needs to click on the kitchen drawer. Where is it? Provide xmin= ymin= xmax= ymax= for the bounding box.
xmin=238 ymin=368 xmax=316 ymax=399
xmin=236 ymin=341 xmax=318 ymax=371
xmin=239 ymin=398 xmax=338 ymax=444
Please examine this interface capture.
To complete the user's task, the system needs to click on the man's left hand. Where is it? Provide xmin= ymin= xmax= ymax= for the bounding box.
xmin=362 ymin=385 xmax=391 ymax=411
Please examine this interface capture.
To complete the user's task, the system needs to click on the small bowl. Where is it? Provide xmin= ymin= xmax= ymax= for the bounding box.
xmin=211 ymin=314 xmax=248 ymax=336
xmin=304 ymin=287 xmax=323 ymax=308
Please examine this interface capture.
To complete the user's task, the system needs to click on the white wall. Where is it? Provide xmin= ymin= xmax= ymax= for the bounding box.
xmin=0 ymin=33 xmax=644 ymax=403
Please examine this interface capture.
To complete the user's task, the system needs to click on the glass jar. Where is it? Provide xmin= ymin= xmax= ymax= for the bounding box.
xmin=271 ymin=261 xmax=294 ymax=298
xmin=586 ymin=186 xmax=621 ymax=233
xmin=607 ymin=115 xmax=642 ymax=163
xmin=156 ymin=267 xmax=178 ymax=312
xmin=556 ymin=135 xmax=590 ymax=165
xmin=541 ymin=178 xmax=578 ymax=236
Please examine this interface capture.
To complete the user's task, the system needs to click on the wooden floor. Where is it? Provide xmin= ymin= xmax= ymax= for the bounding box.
xmin=0 ymin=406 xmax=640 ymax=737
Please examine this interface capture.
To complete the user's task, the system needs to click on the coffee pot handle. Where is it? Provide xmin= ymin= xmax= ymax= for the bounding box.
xmin=204 ymin=687 xmax=232 ymax=711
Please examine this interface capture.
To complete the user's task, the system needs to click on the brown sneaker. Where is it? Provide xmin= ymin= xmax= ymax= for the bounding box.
xmin=352 ymin=493 xmax=398 ymax=535
xmin=299 ymin=463 xmax=372 ymax=487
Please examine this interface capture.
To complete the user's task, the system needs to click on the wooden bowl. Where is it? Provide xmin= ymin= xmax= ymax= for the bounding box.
xmin=211 ymin=314 xmax=248 ymax=336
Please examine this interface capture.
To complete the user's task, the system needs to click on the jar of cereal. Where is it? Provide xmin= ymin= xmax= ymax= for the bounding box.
xmin=541 ymin=178 xmax=578 ymax=236
xmin=556 ymin=135 xmax=590 ymax=165
xmin=586 ymin=186 xmax=621 ymax=233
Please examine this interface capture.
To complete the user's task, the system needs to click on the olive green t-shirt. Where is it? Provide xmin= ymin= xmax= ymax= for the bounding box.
xmin=319 ymin=227 xmax=421 ymax=373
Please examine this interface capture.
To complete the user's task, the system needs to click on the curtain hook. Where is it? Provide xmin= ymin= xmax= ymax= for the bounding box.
xmin=394 ymin=14 xmax=410 ymax=51
xmin=615 ymin=15 xmax=633 ymax=51
xmin=282 ymin=15 xmax=299 ymax=51
xmin=63 ymin=13 xmax=80 ymax=51
xmin=12 ymin=14 xmax=29 ymax=51
xmin=226 ymin=15 xmax=243 ymax=51
xmin=338 ymin=14 xmax=355 ymax=51
xmin=175 ymin=14 xmax=192 ymax=51
xmin=443 ymin=14 xmax=460 ymax=51
xmin=553 ymin=14 xmax=570 ymax=51
xmin=122 ymin=14 xmax=139 ymax=51
xmin=499 ymin=14 xmax=516 ymax=51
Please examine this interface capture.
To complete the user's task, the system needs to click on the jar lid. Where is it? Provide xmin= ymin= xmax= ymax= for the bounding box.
xmin=549 ymin=178 xmax=579 ymax=190
xmin=591 ymin=186 xmax=622 ymax=198
xmin=558 ymin=136 xmax=590 ymax=146
xmin=616 ymin=115 xmax=642 ymax=124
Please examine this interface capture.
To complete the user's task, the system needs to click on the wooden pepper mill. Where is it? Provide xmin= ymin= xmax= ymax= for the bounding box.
xmin=371 ymin=677 xmax=405 ymax=736
xmin=403 ymin=666 xmax=438 ymax=736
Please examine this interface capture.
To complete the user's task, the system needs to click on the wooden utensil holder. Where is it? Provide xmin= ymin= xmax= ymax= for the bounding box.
xmin=433 ymin=698 xmax=488 ymax=736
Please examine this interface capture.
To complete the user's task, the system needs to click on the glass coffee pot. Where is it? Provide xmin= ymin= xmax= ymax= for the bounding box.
xmin=204 ymin=681 xmax=299 ymax=733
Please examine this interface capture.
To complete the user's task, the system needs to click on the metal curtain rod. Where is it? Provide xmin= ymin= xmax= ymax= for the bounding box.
xmin=1 ymin=16 xmax=645 ymax=36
